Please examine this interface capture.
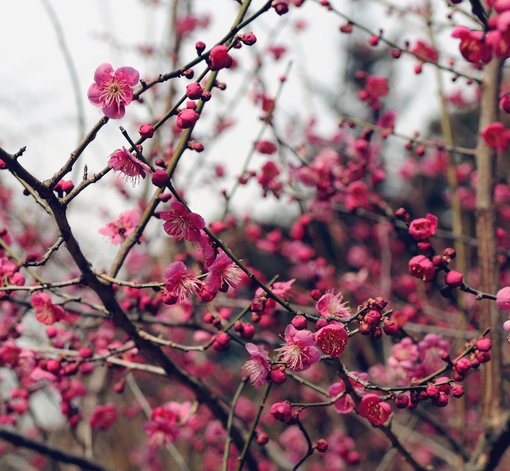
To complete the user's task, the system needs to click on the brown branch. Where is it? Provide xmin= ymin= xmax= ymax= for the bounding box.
xmin=0 ymin=428 xmax=113 ymax=471
xmin=464 ymin=411 xmax=510 ymax=471
xmin=475 ymin=57 xmax=504 ymax=425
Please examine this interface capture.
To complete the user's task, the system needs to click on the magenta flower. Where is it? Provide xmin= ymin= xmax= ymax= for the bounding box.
xmin=408 ymin=255 xmax=436 ymax=282
xmin=88 ymin=63 xmax=139 ymax=119
xmin=176 ymin=108 xmax=199 ymax=129
xmin=328 ymin=381 xmax=355 ymax=414
xmin=276 ymin=324 xmax=321 ymax=372
xmin=31 ymin=293 xmax=66 ymax=325
xmin=408 ymin=213 xmax=438 ymax=241
xmin=108 ymin=147 xmax=152 ymax=185
xmin=99 ymin=210 xmax=140 ymax=244
xmin=243 ymin=343 xmax=270 ymax=388
xmin=358 ymin=394 xmax=392 ymax=425
xmin=144 ymin=406 xmax=180 ymax=449
xmin=160 ymin=201 xmax=205 ymax=242
xmin=270 ymin=401 xmax=292 ymax=423
xmin=496 ymin=287 xmax=510 ymax=310
xmin=164 ymin=261 xmax=202 ymax=303
xmin=316 ymin=292 xmax=351 ymax=319
xmin=314 ymin=321 xmax=349 ymax=357
xmin=208 ymin=45 xmax=233 ymax=70
xmin=205 ymin=252 xmax=243 ymax=294
xmin=481 ymin=122 xmax=510 ymax=153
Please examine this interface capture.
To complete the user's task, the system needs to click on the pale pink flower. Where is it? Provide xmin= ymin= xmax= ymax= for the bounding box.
xmin=108 ymin=147 xmax=151 ymax=185
xmin=88 ymin=63 xmax=139 ymax=119
xmin=164 ymin=261 xmax=202 ymax=302
xmin=99 ymin=209 xmax=140 ymax=244
xmin=276 ymin=324 xmax=321 ymax=372
xmin=255 ymin=279 xmax=295 ymax=299
xmin=160 ymin=202 xmax=205 ymax=242
xmin=316 ymin=292 xmax=351 ymax=319
xmin=417 ymin=333 xmax=450 ymax=377
xmin=205 ymin=252 xmax=243 ymax=294
xmin=243 ymin=343 xmax=270 ymax=388
xmin=31 ymin=293 xmax=66 ymax=325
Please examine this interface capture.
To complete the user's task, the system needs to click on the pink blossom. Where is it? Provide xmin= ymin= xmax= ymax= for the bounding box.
xmin=445 ymin=270 xmax=463 ymax=287
xmin=417 ymin=333 xmax=450 ymax=377
xmin=345 ymin=181 xmax=368 ymax=210
xmin=139 ymin=124 xmax=155 ymax=138
xmin=408 ymin=255 xmax=436 ymax=282
xmin=186 ymin=82 xmax=203 ymax=99
xmin=496 ymin=287 xmax=510 ymax=310
xmin=99 ymin=210 xmax=140 ymax=244
xmin=481 ymin=122 xmax=510 ymax=152
xmin=30 ymin=367 xmax=57 ymax=383
xmin=90 ymin=403 xmax=117 ymax=430
xmin=88 ymin=63 xmax=139 ymax=119
xmin=358 ymin=394 xmax=392 ymax=425
xmin=255 ymin=140 xmax=277 ymax=155
xmin=108 ymin=147 xmax=152 ymax=184
xmin=160 ymin=202 xmax=205 ymax=242
xmin=144 ymin=406 xmax=180 ymax=449
xmin=205 ymin=252 xmax=242 ymax=294
xmin=270 ymin=401 xmax=292 ymax=423
xmin=208 ymin=45 xmax=233 ymax=70
xmin=329 ymin=381 xmax=355 ymax=414
xmin=451 ymin=27 xmax=492 ymax=63
xmin=0 ymin=258 xmax=25 ymax=298
xmin=408 ymin=213 xmax=438 ymax=241
xmin=176 ymin=109 xmax=199 ymax=129
xmin=243 ymin=343 xmax=270 ymax=388
xmin=316 ymin=292 xmax=351 ymax=319
xmin=411 ymin=40 xmax=438 ymax=62
xmin=31 ymin=293 xmax=66 ymax=325
xmin=388 ymin=337 xmax=420 ymax=384
xmin=164 ymin=261 xmax=202 ymax=303
xmin=365 ymin=75 xmax=389 ymax=99
xmin=314 ymin=321 xmax=349 ymax=357
xmin=276 ymin=324 xmax=321 ymax=372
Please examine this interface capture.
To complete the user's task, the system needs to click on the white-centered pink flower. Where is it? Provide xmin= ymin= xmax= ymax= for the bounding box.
xmin=276 ymin=324 xmax=321 ymax=372
xmin=205 ymin=252 xmax=243 ymax=294
xmin=108 ymin=147 xmax=151 ymax=185
xmin=243 ymin=343 xmax=270 ymax=388
xmin=316 ymin=292 xmax=351 ymax=319
xmin=88 ymin=63 xmax=139 ymax=119
xmin=164 ymin=261 xmax=202 ymax=303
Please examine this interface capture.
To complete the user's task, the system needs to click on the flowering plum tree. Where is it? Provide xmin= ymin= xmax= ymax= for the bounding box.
xmin=1 ymin=0 xmax=510 ymax=470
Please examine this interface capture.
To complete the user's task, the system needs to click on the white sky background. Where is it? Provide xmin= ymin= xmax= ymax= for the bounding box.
xmin=0 ymin=0 xmax=472 ymax=269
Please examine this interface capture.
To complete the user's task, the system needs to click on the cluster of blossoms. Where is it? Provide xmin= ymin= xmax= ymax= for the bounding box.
xmin=451 ymin=0 xmax=510 ymax=65
xmin=5 ymin=0 xmax=510 ymax=468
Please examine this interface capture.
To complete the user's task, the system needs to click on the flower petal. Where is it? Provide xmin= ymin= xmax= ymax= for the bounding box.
xmin=94 ymin=63 xmax=114 ymax=84
xmin=87 ymin=83 xmax=103 ymax=106
xmin=115 ymin=66 xmax=140 ymax=86
xmin=103 ymin=101 xmax=125 ymax=119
